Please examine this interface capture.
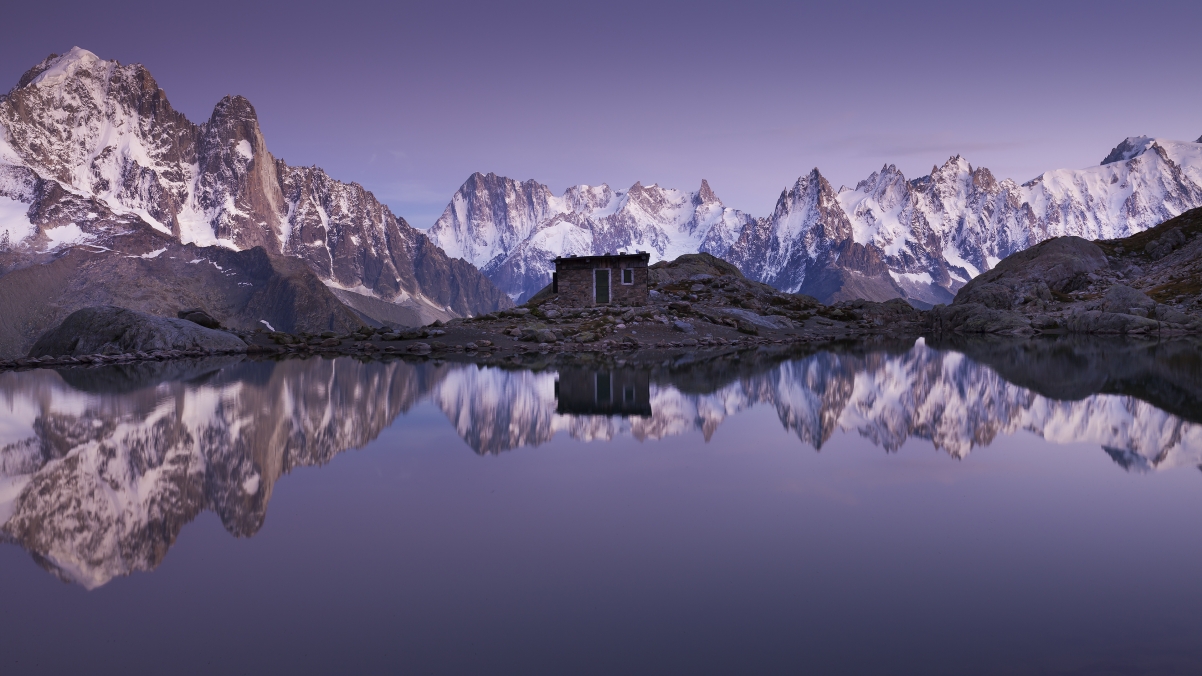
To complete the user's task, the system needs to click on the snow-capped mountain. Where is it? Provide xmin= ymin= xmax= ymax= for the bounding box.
xmin=2 ymin=343 xmax=1195 ymax=587
xmin=430 ymin=137 xmax=1202 ymax=305
xmin=0 ymin=48 xmax=509 ymax=320
xmin=429 ymin=172 xmax=753 ymax=301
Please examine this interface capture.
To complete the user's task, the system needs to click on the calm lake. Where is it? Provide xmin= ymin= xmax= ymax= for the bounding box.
xmin=1 ymin=339 xmax=1200 ymax=675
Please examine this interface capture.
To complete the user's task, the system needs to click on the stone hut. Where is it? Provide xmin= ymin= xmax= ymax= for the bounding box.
xmin=552 ymin=252 xmax=650 ymax=307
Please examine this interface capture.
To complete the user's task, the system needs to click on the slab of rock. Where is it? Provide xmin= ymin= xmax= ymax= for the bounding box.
xmin=958 ymin=236 xmax=1107 ymax=300
xmin=928 ymin=302 xmax=1033 ymax=335
xmin=1063 ymin=311 xmax=1160 ymax=335
xmin=717 ymin=307 xmax=795 ymax=330
xmin=1100 ymin=285 xmax=1156 ymax=316
xmin=29 ymin=306 xmax=247 ymax=357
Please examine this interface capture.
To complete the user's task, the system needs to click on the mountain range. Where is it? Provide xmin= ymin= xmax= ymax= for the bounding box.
xmin=2 ymin=46 xmax=1200 ymax=347
xmin=430 ymin=139 xmax=1202 ymax=305
xmin=0 ymin=48 xmax=510 ymax=354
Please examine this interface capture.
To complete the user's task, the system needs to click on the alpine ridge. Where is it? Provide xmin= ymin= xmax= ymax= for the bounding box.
xmin=0 ymin=48 xmax=510 ymax=342
xmin=430 ymin=138 xmax=1202 ymax=306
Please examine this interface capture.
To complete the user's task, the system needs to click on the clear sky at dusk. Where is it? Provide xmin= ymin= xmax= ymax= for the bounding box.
xmin=4 ymin=0 xmax=1200 ymax=227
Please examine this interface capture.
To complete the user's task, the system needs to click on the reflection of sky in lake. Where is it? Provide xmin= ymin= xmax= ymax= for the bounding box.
xmin=0 ymin=342 xmax=1200 ymax=674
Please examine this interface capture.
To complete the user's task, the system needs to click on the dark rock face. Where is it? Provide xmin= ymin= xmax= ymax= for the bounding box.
xmin=928 ymin=208 xmax=1202 ymax=335
xmin=727 ymin=170 xmax=855 ymax=295
xmin=29 ymin=306 xmax=247 ymax=357
xmin=0 ymin=48 xmax=509 ymax=341
xmin=0 ymin=240 xmax=365 ymax=357
xmin=178 ymin=308 xmax=221 ymax=329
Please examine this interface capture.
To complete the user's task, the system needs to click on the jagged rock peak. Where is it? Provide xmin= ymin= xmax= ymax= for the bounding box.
xmin=1102 ymin=136 xmax=1155 ymax=165
xmin=853 ymin=164 xmax=906 ymax=192
xmin=790 ymin=168 xmax=830 ymax=196
xmin=15 ymin=47 xmax=106 ymax=91
xmin=934 ymin=154 xmax=972 ymax=176
xmin=209 ymin=95 xmax=259 ymax=124
xmin=695 ymin=178 xmax=718 ymax=205
xmin=15 ymin=52 xmax=60 ymax=89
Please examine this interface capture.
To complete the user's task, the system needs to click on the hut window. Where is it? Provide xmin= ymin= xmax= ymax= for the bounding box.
xmin=622 ymin=268 xmax=634 ymax=284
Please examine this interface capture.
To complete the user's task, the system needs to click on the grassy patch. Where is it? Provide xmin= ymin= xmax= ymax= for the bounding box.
xmin=1148 ymin=277 xmax=1202 ymax=302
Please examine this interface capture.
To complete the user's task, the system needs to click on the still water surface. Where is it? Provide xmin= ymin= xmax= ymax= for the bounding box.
xmin=0 ymin=339 xmax=1200 ymax=675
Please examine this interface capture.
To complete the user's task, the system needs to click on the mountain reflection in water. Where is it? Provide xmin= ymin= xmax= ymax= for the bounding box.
xmin=0 ymin=338 xmax=1198 ymax=588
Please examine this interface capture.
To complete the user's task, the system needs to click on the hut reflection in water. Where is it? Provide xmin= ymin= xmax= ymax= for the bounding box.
xmin=554 ymin=368 xmax=652 ymax=417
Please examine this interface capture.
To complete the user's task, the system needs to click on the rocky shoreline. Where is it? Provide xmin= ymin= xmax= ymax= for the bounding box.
xmin=1 ymin=253 xmax=925 ymax=372
xmin=4 ymin=207 xmax=1200 ymax=375
xmin=0 ymin=307 xmax=907 ymax=373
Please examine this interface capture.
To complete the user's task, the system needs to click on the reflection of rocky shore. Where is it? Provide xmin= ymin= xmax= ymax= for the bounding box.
xmin=1 ymin=339 xmax=1199 ymax=588
xmin=438 ymin=337 xmax=1202 ymax=464
xmin=926 ymin=335 xmax=1202 ymax=424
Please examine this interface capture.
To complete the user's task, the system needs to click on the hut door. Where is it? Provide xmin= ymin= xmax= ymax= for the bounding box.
xmin=594 ymin=269 xmax=610 ymax=303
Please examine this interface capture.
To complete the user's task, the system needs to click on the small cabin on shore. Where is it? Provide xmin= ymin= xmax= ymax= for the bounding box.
xmin=552 ymin=252 xmax=651 ymax=307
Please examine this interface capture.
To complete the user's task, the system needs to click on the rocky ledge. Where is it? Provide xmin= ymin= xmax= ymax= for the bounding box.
xmin=929 ymin=207 xmax=1202 ymax=336
xmin=5 ymin=306 xmax=252 ymax=368
xmin=244 ymin=253 xmax=925 ymax=362
xmin=1 ymin=254 xmax=924 ymax=372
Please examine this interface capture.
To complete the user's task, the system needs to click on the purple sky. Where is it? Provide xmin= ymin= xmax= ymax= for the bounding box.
xmin=5 ymin=0 xmax=1201 ymax=227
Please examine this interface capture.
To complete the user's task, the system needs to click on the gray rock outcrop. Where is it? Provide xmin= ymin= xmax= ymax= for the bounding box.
xmin=929 ymin=208 xmax=1202 ymax=336
xmin=0 ymin=241 xmax=366 ymax=358
xmin=1099 ymin=285 xmax=1156 ymax=316
xmin=29 ymin=306 xmax=247 ymax=357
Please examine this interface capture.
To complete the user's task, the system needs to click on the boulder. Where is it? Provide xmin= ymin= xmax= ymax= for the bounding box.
xmin=1144 ymin=227 xmax=1188 ymax=260
xmin=648 ymin=252 xmax=744 ymax=284
xmin=29 ymin=306 xmax=247 ymax=357
xmin=1155 ymin=305 xmax=1196 ymax=325
xmin=954 ymin=236 xmax=1107 ymax=301
xmin=1064 ymin=311 xmax=1160 ymax=335
xmin=1100 ymin=285 xmax=1156 ymax=316
xmin=717 ymin=307 xmax=795 ymax=330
